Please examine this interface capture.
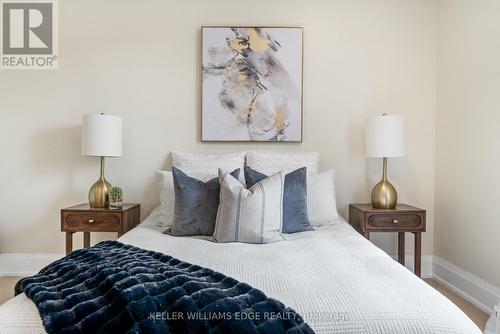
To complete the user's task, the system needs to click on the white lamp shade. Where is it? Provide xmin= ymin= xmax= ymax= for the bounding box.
xmin=81 ymin=114 xmax=122 ymax=157
xmin=366 ymin=114 xmax=405 ymax=158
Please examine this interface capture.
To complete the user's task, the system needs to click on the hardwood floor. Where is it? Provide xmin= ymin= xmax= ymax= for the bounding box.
xmin=0 ymin=276 xmax=21 ymax=305
xmin=424 ymin=278 xmax=489 ymax=330
xmin=0 ymin=276 xmax=489 ymax=330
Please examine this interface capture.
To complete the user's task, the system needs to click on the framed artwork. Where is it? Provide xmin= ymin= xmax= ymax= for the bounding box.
xmin=202 ymin=26 xmax=303 ymax=142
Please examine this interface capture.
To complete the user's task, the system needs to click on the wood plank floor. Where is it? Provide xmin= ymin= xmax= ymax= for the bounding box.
xmin=424 ymin=278 xmax=489 ymax=330
xmin=0 ymin=277 xmax=21 ymax=305
xmin=0 ymin=276 xmax=489 ymax=330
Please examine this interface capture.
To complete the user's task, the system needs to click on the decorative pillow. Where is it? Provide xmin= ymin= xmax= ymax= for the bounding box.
xmin=307 ymin=169 xmax=340 ymax=226
xmin=171 ymin=151 xmax=245 ymax=182
xmin=168 ymin=167 xmax=241 ymax=236
xmin=214 ymin=169 xmax=284 ymax=243
xmin=245 ymin=167 xmax=313 ymax=234
xmin=245 ymin=150 xmax=320 ymax=175
xmin=154 ymin=170 xmax=175 ymax=227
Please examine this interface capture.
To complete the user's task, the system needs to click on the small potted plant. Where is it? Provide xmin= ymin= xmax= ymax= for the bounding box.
xmin=109 ymin=186 xmax=123 ymax=209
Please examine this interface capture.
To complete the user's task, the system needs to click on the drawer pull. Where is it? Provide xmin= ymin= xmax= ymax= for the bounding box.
xmin=88 ymin=219 xmax=95 ymax=223
xmin=392 ymin=219 xmax=399 ymax=224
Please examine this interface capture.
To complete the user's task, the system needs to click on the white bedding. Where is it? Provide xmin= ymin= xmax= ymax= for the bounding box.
xmin=0 ymin=208 xmax=481 ymax=334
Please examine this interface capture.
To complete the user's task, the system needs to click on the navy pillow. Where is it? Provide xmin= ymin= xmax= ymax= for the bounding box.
xmin=168 ymin=167 xmax=241 ymax=236
xmin=245 ymin=167 xmax=313 ymax=234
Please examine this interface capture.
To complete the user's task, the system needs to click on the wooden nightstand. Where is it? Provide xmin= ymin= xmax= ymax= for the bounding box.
xmin=349 ymin=204 xmax=426 ymax=277
xmin=61 ymin=203 xmax=140 ymax=255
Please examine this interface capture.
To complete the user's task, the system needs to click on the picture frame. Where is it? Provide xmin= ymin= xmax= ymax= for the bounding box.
xmin=201 ymin=26 xmax=303 ymax=142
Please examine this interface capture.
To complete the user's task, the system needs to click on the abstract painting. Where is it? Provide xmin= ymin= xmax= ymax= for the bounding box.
xmin=202 ymin=27 xmax=303 ymax=142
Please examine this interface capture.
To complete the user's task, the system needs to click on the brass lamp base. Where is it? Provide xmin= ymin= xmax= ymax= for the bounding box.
xmin=89 ymin=156 xmax=112 ymax=208
xmin=89 ymin=178 xmax=112 ymax=208
xmin=371 ymin=157 xmax=398 ymax=209
xmin=371 ymin=179 xmax=397 ymax=209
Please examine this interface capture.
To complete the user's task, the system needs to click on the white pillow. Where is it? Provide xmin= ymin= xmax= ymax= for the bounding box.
xmin=155 ymin=170 xmax=175 ymax=227
xmin=214 ymin=169 xmax=284 ymax=244
xmin=307 ymin=169 xmax=340 ymax=226
xmin=171 ymin=151 xmax=245 ymax=182
xmin=245 ymin=150 xmax=320 ymax=175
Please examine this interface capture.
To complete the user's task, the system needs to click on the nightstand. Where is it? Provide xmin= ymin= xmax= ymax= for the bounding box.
xmin=61 ymin=203 xmax=140 ymax=255
xmin=349 ymin=204 xmax=426 ymax=277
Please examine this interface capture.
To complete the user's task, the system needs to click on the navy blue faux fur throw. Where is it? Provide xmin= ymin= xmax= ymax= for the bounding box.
xmin=15 ymin=241 xmax=314 ymax=334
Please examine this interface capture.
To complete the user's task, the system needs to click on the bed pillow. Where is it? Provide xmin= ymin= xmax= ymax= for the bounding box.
xmin=154 ymin=170 xmax=175 ymax=227
xmin=214 ymin=169 xmax=284 ymax=243
xmin=167 ymin=167 xmax=241 ymax=236
xmin=308 ymin=169 xmax=340 ymax=226
xmin=245 ymin=150 xmax=320 ymax=175
xmin=155 ymin=151 xmax=245 ymax=226
xmin=245 ymin=167 xmax=313 ymax=234
xmin=171 ymin=151 xmax=245 ymax=182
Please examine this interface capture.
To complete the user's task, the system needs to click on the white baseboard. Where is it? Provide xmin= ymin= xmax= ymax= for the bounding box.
xmin=390 ymin=254 xmax=434 ymax=278
xmin=393 ymin=254 xmax=499 ymax=315
xmin=0 ymin=253 xmax=64 ymax=277
xmin=433 ymin=256 xmax=500 ymax=315
xmin=1 ymin=252 xmax=498 ymax=316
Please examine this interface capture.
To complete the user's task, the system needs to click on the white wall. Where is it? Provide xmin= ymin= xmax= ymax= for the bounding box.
xmin=0 ymin=0 xmax=438 ymax=257
xmin=435 ymin=0 xmax=500 ymax=287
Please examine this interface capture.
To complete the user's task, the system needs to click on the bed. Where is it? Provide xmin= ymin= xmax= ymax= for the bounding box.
xmin=0 ymin=207 xmax=482 ymax=334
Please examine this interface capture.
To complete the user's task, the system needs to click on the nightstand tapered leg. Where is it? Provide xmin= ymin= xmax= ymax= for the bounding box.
xmin=414 ymin=232 xmax=422 ymax=277
xmin=83 ymin=232 xmax=90 ymax=248
xmin=398 ymin=232 xmax=405 ymax=265
xmin=66 ymin=232 xmax=73 ymax=255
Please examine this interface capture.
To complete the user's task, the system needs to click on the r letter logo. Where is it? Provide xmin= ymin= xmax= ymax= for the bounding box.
xmin=1 ymin=0 xmax=58 ymax=69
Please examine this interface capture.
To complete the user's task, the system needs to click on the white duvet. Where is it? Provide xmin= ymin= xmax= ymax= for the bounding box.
xmin=0 ymin=209 xmax=481 ymax=334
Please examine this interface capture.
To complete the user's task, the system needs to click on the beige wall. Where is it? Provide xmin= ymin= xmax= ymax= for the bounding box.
xmin=435 ymin=0 xmax=500 ymax=287
xmin=0 ymin=0 xmax=437 ymax=256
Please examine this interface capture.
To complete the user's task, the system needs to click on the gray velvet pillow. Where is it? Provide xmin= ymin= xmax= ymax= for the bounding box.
xmin=167 ymin=167 xmax=240 ymax=236
xmin=245 ymin=166 xmax=313 ymax=234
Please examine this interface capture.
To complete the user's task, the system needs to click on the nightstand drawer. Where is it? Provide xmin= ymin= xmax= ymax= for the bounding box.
xmin=367 ymin=213 xmax=423 ymax=230
xmin=63 ymin=213 xmax=122 ymax=231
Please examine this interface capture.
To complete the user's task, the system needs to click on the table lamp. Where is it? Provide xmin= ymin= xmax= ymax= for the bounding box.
xmin=81 ymin=113 xmax=122 ymax=208
xmin=366 ymin=114 xmax=405 ymax=209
